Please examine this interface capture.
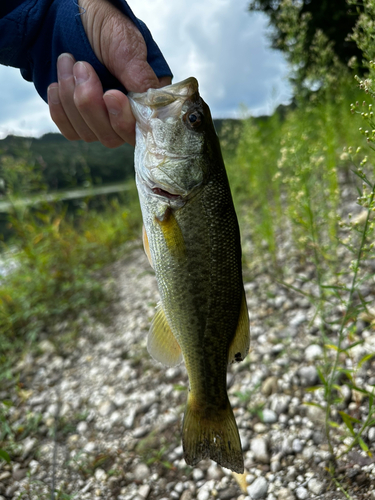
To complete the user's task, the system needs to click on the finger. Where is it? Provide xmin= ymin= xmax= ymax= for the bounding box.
xmin=73 ymin=61 xmax=125 ymax=149
xmin=48 ymin=83 xmax=80 ymax=141
xmin=158 ymin=76 xmax=172 ymax=88
xmin=57 ymin=53 xmax=98 ymax=142
xmin=103 ymin=90 xmax=136 ymax=146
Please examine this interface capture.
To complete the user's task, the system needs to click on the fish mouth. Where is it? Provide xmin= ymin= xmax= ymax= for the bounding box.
xmin=129 ymin=77 xmax=199 ymax=123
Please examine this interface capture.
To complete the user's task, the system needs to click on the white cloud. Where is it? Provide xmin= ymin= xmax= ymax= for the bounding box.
xmin=0 ymin=1 xmax=291 ymax=138
xmin=0 ymin=66 xmax=58 ymax=138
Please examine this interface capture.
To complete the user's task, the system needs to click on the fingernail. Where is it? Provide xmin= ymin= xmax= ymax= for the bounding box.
xmin=48 ymin=85 xmax=60 ymax=105
xmin=103 ymin=93 xmax=121 ymax=115
xmin=73 ymin=61 xmax=89 ymax=85
xmin=57 ymin=53 xmax=74 ymax=80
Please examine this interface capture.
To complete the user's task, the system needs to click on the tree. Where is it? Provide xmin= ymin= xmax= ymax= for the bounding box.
xmin=249 ymin=0 xmax=365 ymax=92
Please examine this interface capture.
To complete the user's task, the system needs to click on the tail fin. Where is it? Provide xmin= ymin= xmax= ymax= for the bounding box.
xmin=182 ymin=392 xmax=244 ymax=473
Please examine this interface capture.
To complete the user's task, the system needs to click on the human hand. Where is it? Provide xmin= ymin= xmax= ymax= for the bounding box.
xmin=47 ymin=0 xmax=171 ymax=147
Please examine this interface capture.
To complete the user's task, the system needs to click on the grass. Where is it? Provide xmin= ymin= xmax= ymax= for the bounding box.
xmin=0 ymin=179 xmax=142 ymax=383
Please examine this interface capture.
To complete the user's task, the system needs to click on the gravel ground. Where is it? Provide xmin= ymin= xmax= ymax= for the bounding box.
xmin=1 ymin=214 xmax=375 ymax=500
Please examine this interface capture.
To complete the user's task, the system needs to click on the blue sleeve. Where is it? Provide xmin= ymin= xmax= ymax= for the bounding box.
xmin=0 ymin=0 xmax=173 ymax=102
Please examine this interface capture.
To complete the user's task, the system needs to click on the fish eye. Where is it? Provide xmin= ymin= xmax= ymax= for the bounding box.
xmin=184 ymin=109 xmax=203 ymax=129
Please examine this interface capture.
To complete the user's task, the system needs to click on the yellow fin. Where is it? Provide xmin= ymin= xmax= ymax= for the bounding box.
xmin=142 ymin=225 xmax=153 ymax=268
xmin=228 ymin=290 xmax=250 ymax=364
xmin=233 ymin=471 xmax=248 ymax=493
xmin=155 ymin=207 xmax=185 ymax=260
xmin=182 ymin=392 xmax=244 ymax=473
xmin=148 ymin=303 xmax=182 ymax=367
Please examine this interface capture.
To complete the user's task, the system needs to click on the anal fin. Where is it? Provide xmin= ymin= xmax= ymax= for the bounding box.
xmin=228 ymin=290 xmax=250 ymax=364
xmin=148 ymin=303 xmax=182 ymax=367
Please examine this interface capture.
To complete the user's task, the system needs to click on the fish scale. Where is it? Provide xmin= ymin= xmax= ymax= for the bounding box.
xmin=129 ymin=77 xmax=250 ymax=473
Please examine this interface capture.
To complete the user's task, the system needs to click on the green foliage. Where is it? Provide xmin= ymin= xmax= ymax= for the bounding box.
xmin=0 ymin=133 xmax=135 ymax=191
xmin=248 ymin=0 xmax=363 ymax=93
xmin=0 ymin=161 xmax=142 ymax=376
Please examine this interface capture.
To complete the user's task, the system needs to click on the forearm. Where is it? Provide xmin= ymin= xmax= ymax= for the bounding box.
xmin=0 ymin=0 xmax=172 ymax=102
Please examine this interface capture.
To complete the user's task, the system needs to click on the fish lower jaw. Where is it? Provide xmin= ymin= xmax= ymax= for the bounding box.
xmin=151 ymin=186 xmax=183 ymax=202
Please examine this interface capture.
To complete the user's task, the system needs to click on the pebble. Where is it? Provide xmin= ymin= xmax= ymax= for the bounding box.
xmin=138 ymin=484 xmax=151 ymax=498
xmin=262 ymin=409 xmax=278 ymax=424
xmin=277 ymin=488 xmax=295 ymax=500
xmin=304 ymin=344 xmax=323 ymax=361
xmin=295 ymin=486 xmax=308 ymax=500
xmin=94 ymin=468 xmax=106 ymax=482
xmin=290 ymin=312 xmax=307 ymax=327
xmin=192 ymin=468 xmax=205 ymax=481
xmin=270 ymin=394 xmax=291 ymax=414
xmin=247 ymin=476 xmax=268 ymax=499
xmin=368 ymin=427 xmax=375 ymax=441
xmin=292 ymin=438 xmax=303 ymax=454
xmin=133 ymin=463 xmax=151 ymax=482
xmin=307 ymin=478 xmax=324 ymax=495
xmin=298 ymin=366 xmax=319 ymax=387
xmin=251 ymin=437 xmax=269 ymax=463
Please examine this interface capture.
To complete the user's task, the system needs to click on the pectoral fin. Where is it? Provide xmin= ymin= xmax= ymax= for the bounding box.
xmin=148 ymin=303 xmax=183 ymax=367
xmin=155 ymin=207 xmax=185 ymax=261
xmin=228 ymin=291 xmax=250 ymax=364
xmin=142 ymin=225 xmax=153 ymax=268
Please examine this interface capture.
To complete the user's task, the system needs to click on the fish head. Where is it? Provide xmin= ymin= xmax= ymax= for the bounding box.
xmin=129 ymin=77 xmax=217 ymax=208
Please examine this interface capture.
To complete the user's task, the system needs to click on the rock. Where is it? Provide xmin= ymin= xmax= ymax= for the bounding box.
xmin=124 ymin=407 xmax=137 ymax=428
xmin=21 ymin=436 xmax=37 ymax=458
xmin=262 ymin=409 xmax=277 ymax=424
xmin=247 ymin=476 xmax=268 ymax=499
xmin=192 ymin=468 xmax=205 ymax=481
xmin=133 ymin=463 xmax=150 ymax=482
xmin=295 ymin=486 xmax=308 ymax=500
xmin=207 ymin=463 xmax=223 ymax=480
xmin=94 ymin=468 xmax=106 ymax=482
xmin=77 ymin=421 xmax=88 ymax=434
xmin=292 ymin=438 xmax=303 ymax=454
xmin=270 ymin=394 xmax=291 ymax=414
xmin=138 ymin=484 xmax=151 ymax=498
xmin=302 ymin=446 xmax=316 ymax=461
xmin=306 ymin=405 xmax=325 ymax=426
xmin=305 ymin=344 xmax=323 ymax=361
xmin=277 ymin=488 xmax=295 ymax=500
xmin=12 ymin=468 xmax=27 ymax=481
xmin=218 ymin=486 xmax=239 ymax=499
xmin=307 ymin=478 xmax=324 ymax=495
xmin=251 ymin=437 xmax=269 ymax=463
xmin=180 ymin=491 xmax=193 ymax=500
xmin=290 ymin=312 xmax=307 ymax=327
xmin=38 ymin=339 xmax=56 ymax=354
xmin=298 ymin=366 xmax=319 ymax=387
xmin=261 ymin=377 xmax=278 ymax=396
xmin=98 ymin=400 xmax=114 ymax=417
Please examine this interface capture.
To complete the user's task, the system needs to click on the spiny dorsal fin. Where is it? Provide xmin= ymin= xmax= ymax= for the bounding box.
xmin=148 ymin=303 xmax=182 ymax=367
xmin=142 ymin=225 xmax=153 ymax=268
xmin=228 ymin=290 xmax=250 ymax=364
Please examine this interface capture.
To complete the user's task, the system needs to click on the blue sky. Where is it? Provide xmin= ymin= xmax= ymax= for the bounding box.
xmin=0 ymin=0 xmax=291 ymax=139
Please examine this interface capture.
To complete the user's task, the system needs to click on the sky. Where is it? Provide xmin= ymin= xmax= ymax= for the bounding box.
xmin=0 ymin=0 xmax=292 ymax=139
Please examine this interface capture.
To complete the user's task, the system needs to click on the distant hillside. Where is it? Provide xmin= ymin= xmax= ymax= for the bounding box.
xmin=0 ymin=133 xmax=135 ymax=191
xmin=0 ymin=119 xmax=244 ymax=192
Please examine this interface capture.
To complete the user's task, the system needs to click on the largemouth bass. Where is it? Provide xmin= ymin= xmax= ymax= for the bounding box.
xmin=128 ymin=77 xmax=250 ymax=473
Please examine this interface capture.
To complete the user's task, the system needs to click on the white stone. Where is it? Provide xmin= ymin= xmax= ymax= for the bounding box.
xmin=298 ymin=366 xmax=319 ymax=387
xmin=262 ymin=409 xmax=277 ymax=424
xmin=94 ymin=468 xmax=106 ymax=482
xmin=305 ymin=344 xmax=323 ymax=361
xmin=307 ymin=478 xmax=324 ymax=495
xmin=138 ymin=484 xmax=150 ymax=498
xmin=295 ymin=486 xmax=308 ymax=500
xmin=247 ymin=476 xmax=268 ymax=499
xmin=251 ymin=437 xmax=269 ymax=463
